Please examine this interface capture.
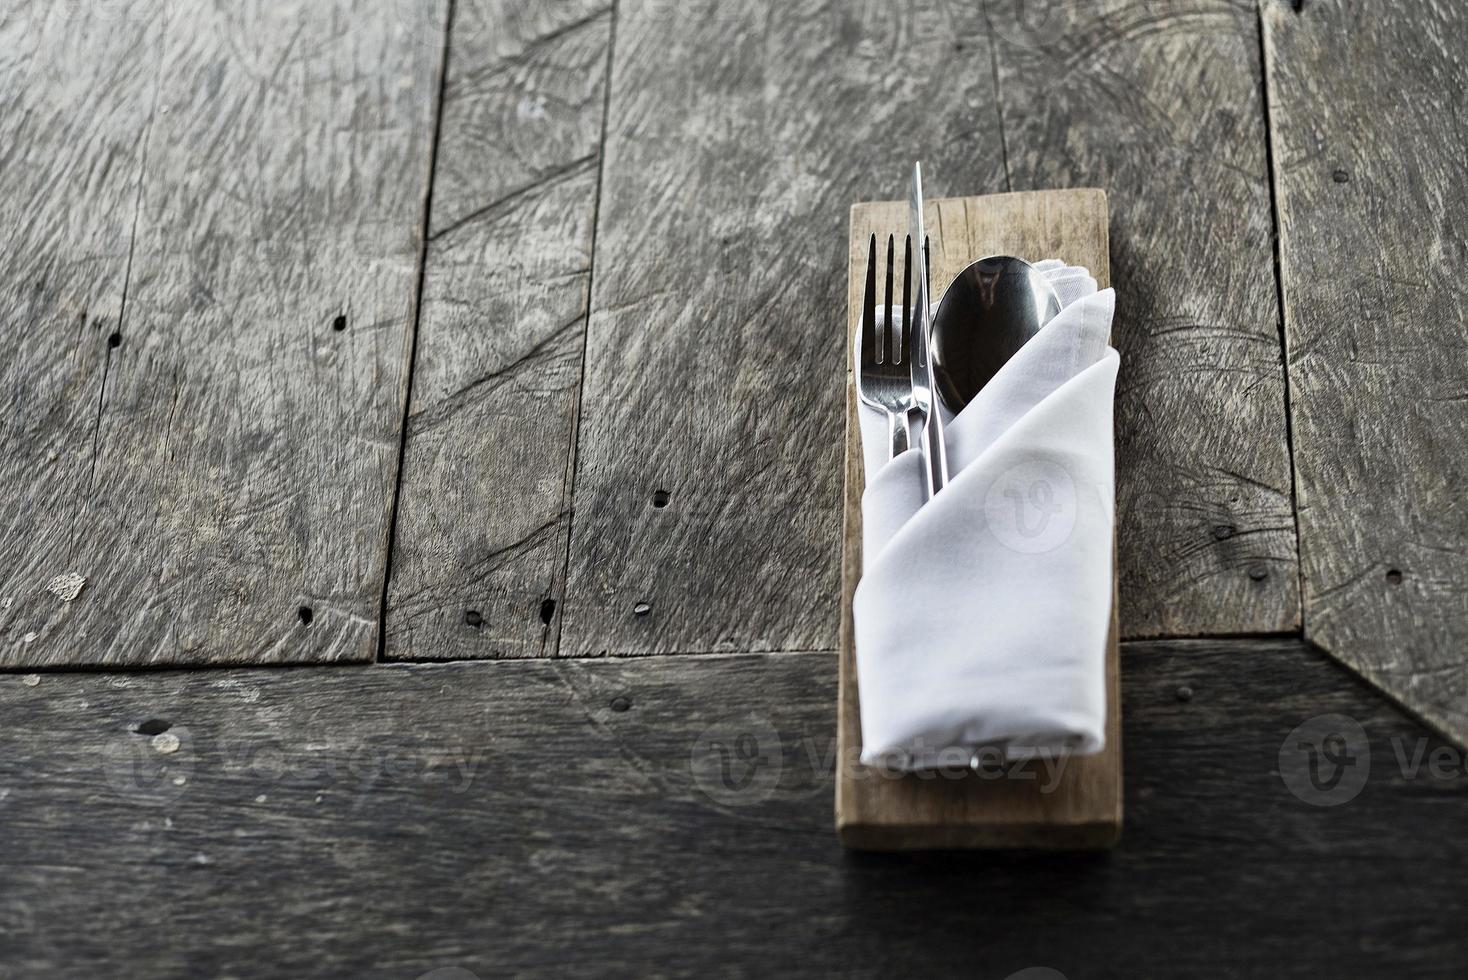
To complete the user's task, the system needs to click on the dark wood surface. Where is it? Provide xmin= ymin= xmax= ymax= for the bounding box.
xmin=2 ymin=0 xmax=1466 ymax=973
xmin=2 ymin=640 xmax=1465 ymax=978
xmin=1262 ymin=0 xmax=1468 ymax=746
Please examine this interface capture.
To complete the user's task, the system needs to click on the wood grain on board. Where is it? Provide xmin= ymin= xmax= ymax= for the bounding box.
xmin=1262 ymin=0 xmax=1468 ymax=743
xmin=384 ymin=0 xmax=612 ymax=661
xmin=1 ymin=640 xmax=1465 ymax=976
xmin=838 ymin=190 xmax=1121 ymax=849
xmin=983 ymin=0 xmax=1300 ymax=637
xmin=0 ymin=5 xmax=155 ymax=658
xmin=0 ymin=0 xmax=446 ymax=667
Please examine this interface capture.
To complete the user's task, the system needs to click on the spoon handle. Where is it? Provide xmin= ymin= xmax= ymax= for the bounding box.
xmin=909 ymin=162 xmax=949 ymax=498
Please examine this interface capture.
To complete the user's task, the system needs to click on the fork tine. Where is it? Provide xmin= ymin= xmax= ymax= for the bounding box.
xmin=924 ymin=236 xmax=932 ymax=302
xmin=862 ymin=233 xmax=877 ymax=364
xmin=902 ymin=235 xmax=911 ymax=363
xmin=883 ymin=234 xmax=896 ymax=364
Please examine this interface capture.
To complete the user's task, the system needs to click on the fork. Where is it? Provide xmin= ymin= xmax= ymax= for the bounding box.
xmin=857 ymin=233 xmax=915 ymax=460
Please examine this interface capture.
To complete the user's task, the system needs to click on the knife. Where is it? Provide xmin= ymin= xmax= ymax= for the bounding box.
xmin=908 ymin=162 xmax=948 ymax=498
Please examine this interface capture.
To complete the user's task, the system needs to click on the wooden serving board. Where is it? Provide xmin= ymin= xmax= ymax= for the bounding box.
xmin=836 ymin=188 xmax=1121 ymax=850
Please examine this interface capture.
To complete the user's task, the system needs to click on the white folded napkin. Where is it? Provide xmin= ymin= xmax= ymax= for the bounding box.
xmin=852 ymin=260 xmax=1119 ymax=770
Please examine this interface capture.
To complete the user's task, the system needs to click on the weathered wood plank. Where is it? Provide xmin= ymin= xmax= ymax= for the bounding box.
xmin=985 ymin=0 xmax=1300 ymax=636
xmin=558 ymin=0 xmax=1010 ymax=657
xmin=1 ymin=640 xmax=1465 ymax=977
xmin=0 ymin=2 xmax=157 ymax=660
xmin=428 ymin=0 xmax=612 ymax=238
xmin=838 ymin=191 xmax=1121 ymax=849
xmin=1262 ymin=0 xmax=1468 ymax=743
xmin=384 ymin=0 xmax=611 ymax=661
xmin=0 ymin=1 xmax=446 ymax=667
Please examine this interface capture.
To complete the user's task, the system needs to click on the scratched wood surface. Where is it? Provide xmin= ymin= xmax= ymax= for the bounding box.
xmin=1 ymin=641 xmax=1466 ymax=977
xmin=0 ymin=0 xmax=446 ymax=667
xmin=384 ymin=0 xmax=611 ymax=661
xmin=985 ymin=0 xmax=1300 ymax=637
xmin=552 ymin=0 xmax=1301 ymax=659
xmin=0 ymin=5 xmax=156 ymax=660
xmin=555 ymin=0 xmax=1012 ymax=658
xmin=1262 ymin=0 xmax=1468 ymax=746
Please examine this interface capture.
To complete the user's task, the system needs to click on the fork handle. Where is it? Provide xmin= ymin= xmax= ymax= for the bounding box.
xmin=888 ymin=409 xmax=910 ymax=459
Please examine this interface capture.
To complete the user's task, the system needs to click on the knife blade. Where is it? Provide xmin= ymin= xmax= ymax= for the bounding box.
xmin=908 ymin=162 xmax=948 ymax=498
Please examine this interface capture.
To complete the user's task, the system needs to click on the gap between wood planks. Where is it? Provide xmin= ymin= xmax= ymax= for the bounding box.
xmin=548 ymin=0 xmax=621 ymax=660
xmin=1 ymin=636 xmax=1309 ymax=677
xmin=1255 ymin=0 xmax=1307 ymax=637
xmin=376 ymin=0 xmax=458 ymax=663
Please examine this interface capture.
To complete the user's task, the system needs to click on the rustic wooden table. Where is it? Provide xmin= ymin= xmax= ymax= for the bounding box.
xmin=2 ymin=1 xmax=1465 ymax=976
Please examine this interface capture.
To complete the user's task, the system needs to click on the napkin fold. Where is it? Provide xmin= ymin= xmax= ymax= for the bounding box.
xmin=852 ymin=261 xmax=1118 ymax=770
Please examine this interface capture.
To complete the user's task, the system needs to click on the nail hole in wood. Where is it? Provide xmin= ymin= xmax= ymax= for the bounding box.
xmin=1332 ymin=169 xmax=1350 ymax=183
xmin=652 ymin=489 xmax=670 ymax=508
xmin=107 ymin=331 xmax=122 ymax=349
xmin=465 ymin=609 xmax=483 ymax=628
xmin=332 ymin=314 xmax=347 ymax=332
xmin=539 ymin=598 xmax=556 ymax=625
xmin=1212 ymin=524 xmax=1235 ymax=541
xmin=1248 ymin=565 xmax=1269 ymax=581
xmin=610 ymin=696 xmax=631 ymax=713
xmin=1175 ymin=686 xmax=1194 ymax=703
xmin=297 ymin=605 xmax=314 ymax=626
xmin=135 ymin=719 xmax=171 ymax=736
xmin=1386 ymin=568 xmax=1403 ymax=585
xmin=633 ymin=602 xmax=652 ymax=617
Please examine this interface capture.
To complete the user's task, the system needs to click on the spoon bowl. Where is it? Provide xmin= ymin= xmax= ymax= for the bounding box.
xmin=931 ymin=256 xmax=1062 ymax=413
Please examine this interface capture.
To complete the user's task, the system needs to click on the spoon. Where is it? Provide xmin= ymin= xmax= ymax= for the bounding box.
xmin=930 ymin=256 xmax=1062 ymax=413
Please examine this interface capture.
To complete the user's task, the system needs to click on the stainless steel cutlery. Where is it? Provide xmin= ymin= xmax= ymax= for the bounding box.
xmin=858 ymin=162 xmax=1063 ymax=497
xmin=856 ymin=233 xmax=917 ymax=461
xmin=932 ymin=256 xmax=1062 ymax=412
xmin=907 ymin=162 xmax=948 ymax=499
